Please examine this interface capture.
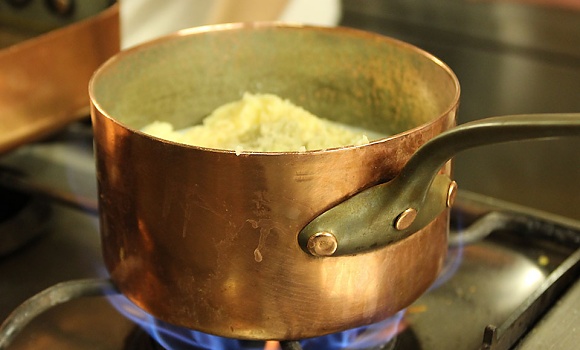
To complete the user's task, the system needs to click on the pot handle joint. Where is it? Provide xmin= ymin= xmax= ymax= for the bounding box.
xmin=298 ymin=113 xmax=580 ymax=257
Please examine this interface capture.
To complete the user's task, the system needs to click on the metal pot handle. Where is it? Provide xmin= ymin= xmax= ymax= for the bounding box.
xmin=298 ymin=113 xmax=580 ymax=257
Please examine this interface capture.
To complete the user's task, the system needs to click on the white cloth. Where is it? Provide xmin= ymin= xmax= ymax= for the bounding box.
xmin=120 ymin=0 xmax=341 ymax=49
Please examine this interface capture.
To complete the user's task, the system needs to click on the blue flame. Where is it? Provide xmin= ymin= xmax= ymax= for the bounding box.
xmin=428 ymin=213 xmax=466 ymax=291
xmin=301 ymin=310 xmax=405 ymax=350
xmin=107 ymin=293 xmax=405 ymax=349
xmin=108 ymin=294 xmax=244 ymax=349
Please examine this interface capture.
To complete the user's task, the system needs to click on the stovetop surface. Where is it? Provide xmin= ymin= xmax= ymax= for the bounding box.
xmin=1 ymin=0 xmax=580 ymax=344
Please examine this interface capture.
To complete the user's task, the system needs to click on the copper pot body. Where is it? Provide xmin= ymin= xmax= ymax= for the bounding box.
xmin=89 ymin=23 xmax=459 ymax=340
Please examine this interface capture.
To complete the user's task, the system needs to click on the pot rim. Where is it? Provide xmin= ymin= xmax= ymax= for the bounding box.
xmin=89 ymin=21 xmax=461 ymax=157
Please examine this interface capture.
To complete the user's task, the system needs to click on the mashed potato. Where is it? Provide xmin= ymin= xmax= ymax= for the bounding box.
xmin=141 ymin=93 xmax=380 ymax=153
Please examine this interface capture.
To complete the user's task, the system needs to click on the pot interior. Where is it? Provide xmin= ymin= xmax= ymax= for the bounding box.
xmin=90 ymin=23 xmax=459 ymax=141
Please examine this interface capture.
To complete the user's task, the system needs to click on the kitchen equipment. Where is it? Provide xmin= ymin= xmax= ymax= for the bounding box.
xmin=88 ymin=22 xmax=580 ymax=340
xmin=340 ymin=0 xmax=580 ymax=221
xmin=0 ymin=3 xmax=119 ymax=155
xmin=1 ymin=179 xmax=579 ymax=349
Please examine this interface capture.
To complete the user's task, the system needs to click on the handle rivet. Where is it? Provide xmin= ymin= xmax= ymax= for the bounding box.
xmin=307 ymin=232 xmax=338 ymax=257
xmin=394 ymin=208 xmax=417 ymax=231
xmin=447 ymin=181 xmax=458 ymax=208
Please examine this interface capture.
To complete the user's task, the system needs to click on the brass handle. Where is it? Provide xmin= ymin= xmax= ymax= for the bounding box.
xmin=298 ymin=113 xmax=580 ymax=257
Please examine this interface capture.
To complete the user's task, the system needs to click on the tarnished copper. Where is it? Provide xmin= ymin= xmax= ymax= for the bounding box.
xmin=0 ymin=4 xmax=119 ymax=155
xmin=90 ymin=23 xmax=459 ymax=340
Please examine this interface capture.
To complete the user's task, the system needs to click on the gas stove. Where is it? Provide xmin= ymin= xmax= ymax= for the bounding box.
xmin=1 ymin=1 xmax=580 ymax=349
xmin=0 ymin=122 xmax=579 ymax=350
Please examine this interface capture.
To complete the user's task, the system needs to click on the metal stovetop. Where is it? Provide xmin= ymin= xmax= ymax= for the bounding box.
xmin=1 ymin=0 xmax=580 ymax=348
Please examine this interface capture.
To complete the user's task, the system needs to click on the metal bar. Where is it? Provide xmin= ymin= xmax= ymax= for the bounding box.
xmin=480 ymin=247 xmax=580 ymax=350
xmin=0 ymin=278 xmax=118 ymax=349
xmin=0 ymin=168 xmax=99 ymax=215
xmin=448 ymin=211 xmax=513 ymax=247
xmin=449 ymin=210 xmax=580 ymax=247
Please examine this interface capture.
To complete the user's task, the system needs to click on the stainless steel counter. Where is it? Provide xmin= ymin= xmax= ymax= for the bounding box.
xmin=341 ymin=0 xmax=580 ymax=220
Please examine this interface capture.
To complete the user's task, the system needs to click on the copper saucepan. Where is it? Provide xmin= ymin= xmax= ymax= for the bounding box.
xmin=88 ymin=23 xmax=580 ymax=340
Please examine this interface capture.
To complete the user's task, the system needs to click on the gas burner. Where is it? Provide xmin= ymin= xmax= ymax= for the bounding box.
xmin=118 ymin=298 xmax=407 ymax=350
xmin=1 ymin=192 xmax=579 ymax=349
xmin=124 ymin=327 xmax=164 ymax=350
xmin=124 ymin=327 xmax=279 ymax=350
xmin=122 ymin=324 xmax=417 ymax=350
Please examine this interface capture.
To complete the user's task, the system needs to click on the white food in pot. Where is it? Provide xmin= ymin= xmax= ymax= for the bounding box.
xmin=141 ymin=93 xmax=383 ymax=153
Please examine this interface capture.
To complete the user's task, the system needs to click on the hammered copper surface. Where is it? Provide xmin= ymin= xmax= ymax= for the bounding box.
xmin=89 ymin=23 xmax=459 ymax=340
